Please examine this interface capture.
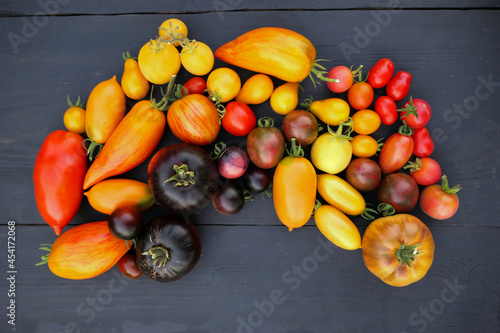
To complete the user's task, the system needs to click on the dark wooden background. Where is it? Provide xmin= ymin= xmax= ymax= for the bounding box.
xmin=1 ymin=1 xmax=499 ymax=332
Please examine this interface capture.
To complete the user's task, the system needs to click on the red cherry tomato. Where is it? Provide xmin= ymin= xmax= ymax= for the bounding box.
xmin=183 ymin=77 xmax=207 ymax=95
xmin=326 ymin=65 xmax=362 ymax=93
xmin=412 ymin=127 xmax=434 ymax=157
xmin=348 ymin=81 xmax=374 ymax=110
xmin=404 ymin=157 xmax=442 ymax=186
xmin=386 ymin=71 xmax=412 ymax=101
xmin=117 ymin=252 xmax=143 ymax=279
xmin=222 ymin=101 xmax=257 ymax=136
xmin=374 ymin=96 xmax=398 ymax=125
xmin=367 ymin=58 xmax=394 ymax=89
xmin=420 ymin=175 xmax=461 ymax=220
xmin=378 ymin=123 xmax=414 ymax=174
xmin=398 ymin=96 xmax=432 ymax=130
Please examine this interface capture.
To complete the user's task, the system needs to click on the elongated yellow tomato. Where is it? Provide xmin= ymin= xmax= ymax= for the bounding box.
xmin=121 ymin=52 xmax=149 ymax=100
xmin=314 ymin=205 xmax=361 ymax=250
xmin=303 ymin=97 xmax=350 ymax=126
xmin=206 ymin=67 xmax=241 ymax=103
xmin=215 ymin=27 xmax=316 ymax=82
xmin=138 ymin=39 xmax=181 ymax=85
xmin=84 ymin=178 xmax=155 ymax=215
xmin=236 ymin=74 xmax=274 ymax=105
xmin=270 ymin=82 xmax=299 ymax=115
xmin=273 ymin=140 xmax=317 ymax=231
xmin=311 ymin=121 xmax=353 ymax=174
xmin=180 ymin=41 xmax=214 ymax=76
xmin=317 ymin=174 xmax=365 ymax=216
xmin=159 ymin=18 xmax=188 ymax=46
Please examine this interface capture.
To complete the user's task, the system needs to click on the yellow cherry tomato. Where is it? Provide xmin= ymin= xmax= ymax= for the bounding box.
xmin=352 ymin=109 xmax=381 ymax=135
xmin=314 ymin=204 xmax=361 ymax=250
xmin=270 ymin=82 xmax=299 ymax=115
xmin=311 ymin=122 xmax=353 ymax=174
xmin=206 ymin=67 xmax=241 ymax=103
xmin=121 ymin=52 xmax=149 ymax=100
xmin=158 ymin=18 xmax=188 ymax=46
xmin=138 ymin=39 xmax=181 ymax=85
xmin=63 ymin=96 xmax=86 ymax=134
xmin=304 ymin=97 xmax=350 ymax=126
xmin=236 ymin=74 xmax=274 ymax=105
xmin=351 ymin=134 xmax=379 ymax=158
xmin=180 ymin=41 xmax=214 ymax=76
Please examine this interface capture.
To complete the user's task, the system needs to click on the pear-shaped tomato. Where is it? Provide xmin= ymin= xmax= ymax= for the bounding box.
xmin=206 ymin=67 xmax=241 ymax=103
xmin=311 ymin=120 xmax=353 ymax=174
xmin=121 ymin=52 xmax=149 ymax=100
xmin=246 ymin=117 xmax=285 ymax=169
xmin=303 ymin=97 xmax=350 ymax=126
xmin=138 ymin=39 xmax=181 ymax=85
xmin=270 ymin=82 xmax=299 ymax=115
xmin=236 ymin=74 xmax=274 ymax=105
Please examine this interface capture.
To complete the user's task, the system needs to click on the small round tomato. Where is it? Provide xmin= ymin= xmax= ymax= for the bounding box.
xmin=374 ymin=96 xmax=398 ymax=125
xmin=399 ymin=97 xmax=432 ymax=130
xmin=138 ymin=39 xmax=181 ymax=85
xmin=243 ymin=165 xmax=271 ymax=194
xmin=222 ymin=101 xmax=256 ymax=137
xmin=326 ymin=65 xmax=361 ymax=93
xmin=236 ymin=74 xmax=274 ymax=105
xmin=348 ymin=81 xmax=374 ymax=110
xmin=63 ymin=96 xmax=86 ymax=134
xmin=180 ymin=41 xmax=214 ymax=76
xmin=117 ymin=252 xmax=143 ymax=279
xmin=213 ymin=143 xmax=250 ymax=179
xmin=213 ymin=181 xmax=245 ymax=215
xmin=270 ymin=82 xmax=299 ymax=115
xmin=281 ymin=110 xmax=319 ymax=146
xmin=183 ymin=77 xmax=206 ymax=95
xmin=405 ymin=157 xmax=442 ymax=186
xmin=367 ymin=58 xmax=394 ymax=89
xmin=412 ymin=127 xmax=435 ymax=157
xmin=377 ymin=173 xmax=419 ymax=214
xmin=206 ymin=67 xmax=241 ymax=103
xmin=158 ymin=18 xmax=188 ymax=46
xmin=386 ymin=71 xmax=412 ymax=101
xmin=311 ymin=122 xmax=353 ymax=174
xmin=246 ymin=117 xmax=285 ymax=169
xmin=420 ymin=175 xmax=461 ymax=220
xmin=352 ymin=109 xmax=381 ymax=135
xmin=345 ymin=158 xmax=382 ymax=192
xmin=351 ymin=135 xmax=379 ymax=158
xmin=108 ymin=205 xmax=144 ymax=240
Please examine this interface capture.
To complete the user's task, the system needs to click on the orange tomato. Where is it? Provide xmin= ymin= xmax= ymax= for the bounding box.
xmin=138 ymin=39 xmax=181 ymax=85
xmin=270 ymin=82 xmax=299 ymax=115
xmin=352 ymin=109 xmax=381 ymax=135
xmin=236 ymin=74 xmax=274 ymax=105
xmin=180 ymin=41 xmax=214 ymax=76
xmin=351 ymin=134 xmax=379 ymax=158
xmin=159 ymin=18 xmax=188 ymax=46
xmin=121 ymin=52 xmax=149 ymax=100
xmin=63 ymin=96 xmax=86 ymax=134
xmin=206 ymin=67 xmax=241 ymax=103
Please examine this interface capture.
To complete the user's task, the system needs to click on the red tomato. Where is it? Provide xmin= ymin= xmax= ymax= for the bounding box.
xmin=420 ymin=175 xmax=461 ymax=220
xmin=399 ymin=97 xmax=432 ymax=129
xmin=367 ymin=58 xmax=394 ymax=89
xmin=117 ymin=252 xmax=143 ymax=279
xmin=222 ymin=101 xmax=257 ymax=136
xmin=374 ymin=96 xmax=398 ymax=125
xmin=412 ymin=127 xmax=434 ymax=157
xmin=405 ymin=157 xmax=442 ymax=186
xmin=326 ymin=65 xmax=361 ymax=93
xmin=386 ymin=71 xmax=412 ymax=101
xmin=377 ymin=173 xmax=419 ymax=214
xmin=348 ymin=81 xmax=374 ymax=110
xmin=378 ymin=124 xmax=414 ymax=174
xmin=183 ymin=77 xmax=207 ymax=95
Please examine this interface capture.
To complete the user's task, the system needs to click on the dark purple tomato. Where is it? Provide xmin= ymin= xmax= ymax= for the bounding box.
xmin=246 ymin=117 xmax=285 ymax=169
xmin=377 ymin=172 xmax=419 ymax=214
xmin=281 ymin=110 xmax=319 ymax=146
xmin=117 ymin=252 xmax=143 ymax=279
xmin=108 ymin=205 xmax=143 ymax=240
xmin=215 ymin=144 xmax=249 ymax=179
xmin=212 ymin=181 xmax=245 ymax=215
xmin=243 ymin=165 xmax=272 ymax=193
xmin=345 ymin=158 xmax=382 ymax=192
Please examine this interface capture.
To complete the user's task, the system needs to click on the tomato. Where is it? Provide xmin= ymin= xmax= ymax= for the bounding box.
xmin=326 ymin=65 xmax=362 ymax=93
xmin=317 ymin=173 xmax=366 ymax=216
xmin=412 ymin=127 xmax=434 ymax=157
xmin=158 ymin=18 xmax=188 ymax=46
xmin=206 ymin=67 xmax=241 ymax=103
xmin=117 ymin=252 xmax=143 ymax=280
xmin=243 ymin=165 xmax=271 ymax=194
xmin=378 ymin=123 xmax=414 ymax=174
xmin=273 ymin=139 xmax=317 ymax=231
xmin=138 ymin=39 xmax=181 ymax=85
xmin=167 ymin=93 xmax=221 ymax=145
xmin=40 ymin=221 xmax=130 ymax=279
xmin=362 ymin=214 xmax=435 ymax=287
xmin=183 ymin=77 xmax=206 ymax=95
xmin=420 ymin=175 xmax=461 ymax=220
xmin=236 ymin=74 xmax=274 ymax=105
xmin=212 ymin=143 xmax=250 ymax=179
xmin=34 ymin=130 xmax=88 ymax=235
xmin=348 ymin=81 xmax=374 ymax=110
xmin=270 ymin=82 xmax=299 ymax=115
xmin=374 ymin=95 xmax=398 ymax=125
xmin=399 ymin=97 xmax=432 ymax=130
xmin=311 ymin=121 xmax=353 ymax=174
xmin=303 ymin=97 xmax=350 ymax=126
xmin=352 ymin=109 xmax=381 ymax=135
xmin=386 ymin=71 xmax=412 ymax=101
xmin=108 ymin=205 xmax=144 ymax=240
xmin=367 ymin=58 xmax=394 ymax=89
xmin=350 ymin=135 xmax=379 ymax=158
xmin=213 ymin=181 xmax=245 ymax=215
xmin=314 ymin=204 xmax=361 ymax=250
xmin=345 ymin=158 xmax=382 ymax=192
xmin=180 ymin=41 xmax=214 ymax=76
xmin=247 ymin=117 xmax=285 ymax=169
xmin=121 ymin=51 xmax=149 ymax=100
xmin=377 ymin=173 xmax=419 ymax=214
xmin=222 ymin=101 xmax=256 ymax=137
xmin=281 ymin=110 xmax=319 ymax=146
xmin=405 ymin=157 xmax=442 ymax=186
xmin=63 ymin=96 xmax=86 ymax=134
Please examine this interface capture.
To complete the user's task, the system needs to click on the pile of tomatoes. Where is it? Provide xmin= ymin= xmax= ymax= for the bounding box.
xmin=34 ymin=19 xmax=461 ymax=287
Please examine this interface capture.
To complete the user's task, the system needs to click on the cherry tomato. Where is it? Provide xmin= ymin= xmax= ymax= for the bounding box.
xmin=345 ymin=158 xmax=382 ymax=192
xmin=236 ymin=74 xmax=274 ymax=105
xmin=138 ymin=39 xmax=181 ymax=85
xmin=412 ymin=127 xmax=434 ymax=157
xmin=377 ymin=173 xmax=419 ymax=214
xmin=243 ymin=165 xmax=271 ymax=194
xmin=159 ymin=18 xmax=188 ymax=46
xmin=206 ymin=67 xmax=241 ymax=103
xmin=121 ymin=52 xmax=149 ymax=100
xmin=326 ymin=65 xmax=362 ymax=93
xmin=386 ymin=71 xmax=412 ymax=101
xmin=420 ymin=175 xmax=461 ymax=220
xmin=180 ymin=41 xmax=214 ymax=76
xmin=183 ymin=77 xmax=206 ymax=95
xmin=351 ymin=135 xmax=379 ymax=158
xmin=222 ymin=101 xmax=257 ymax=137
xmin=378 ymin=123 xmax=414 ymax=174
xmin=348 ymin=81 xmax=374 ymax=110
xmin=374 ymin=96 xmax=398 ymax=125
xmin=367 ymin=58 xmax=394 ymax=89
xmin=213 ymin=181 xmax=245 ymax=215
xmin=352 ymin=109 xmax=381 ymax=135
xmin=399 ymin=96 xmax=432 ymax=130
xmin=117 ymin=252 xmax=143 ymax=279
xmin=270 ymin=82 xmax=299 ymax=115
xmin=63 ymin=96 xmax=86 ymax=134
xmin=405 ymin=157 xmax=442 ymax=186
xmin=108 ymin=205 xmax=144 ymax=240
xmin=281 ymin=110 xmax=319 ymax=146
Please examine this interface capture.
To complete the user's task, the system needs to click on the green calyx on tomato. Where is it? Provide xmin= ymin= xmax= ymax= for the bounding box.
xmin=378 ymin=202 xmax=396 ymax=217
xmin=164 ymin=164 xmax=196 ymax=187
xmin=286 ymin=138 xmax=305 ymax=158
xmin=360 ymin=204 xmax=379 ymax=221
xmin=142 ymin=246 xmax=170 ymax=267
xmin=122 ymin=51 xmax=138 ymax=61
xmin=395 ymin=243 xmax=422 ymax=267
xmin=206 ymin=89 xmax=226 ymax=122
xmin=308 ymin=59 xmax=340 ymax=89
xmin=398 ymin=96 xmax=419 ymax=119
xmin=327 ymin=117 xmax=354 ymax=141
xmin=440 ymin=175 xmax=462 ymax=195
xmin=257 ymin=116 xmax=275 ymax=129
xmin=398 ymin=120 xmax=414 ymax=136
xmin=404 ymin=157 xmax=423 ymax=173
xmin=150 ymin=75 xmax=179 ymax=111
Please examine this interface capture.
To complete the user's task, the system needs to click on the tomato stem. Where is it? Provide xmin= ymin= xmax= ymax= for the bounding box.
xmin=311 ymin=199 xmax=322 ymax=217
xmin=211 ymin=141 xmax=227 ymax=159
xmin=361 ymin=204 xmax=379 ymax=220
xmin=398 ymin=120 xmax=414 ymax=136
xmin=377 ymin=203 xmax=396 ymax=217
xmin=206 ymin=89 xmax=226 ymax=123
xmin=67 ymin=95 xmax=85 ymax=108
xmin=326 ymin=118 xmax=354 ymax=141
xmin=151 ymin=75 xmax=178 ymax=111
xmin=164 ymin=164 xmax=196 ymax=187
xmin=286 ymin=138 xmax=305 ymax=158
xmin=83 ymin=139 xmax=103 ymax=162
xmin=397 ymin=96 xmax=419 ymax=119
xmin=142 ymin=246 xmax=170 ymax=267
xmin=122 ymin=51 xmax=137 ymax=61
xmin=308 ymin=60 xmax=340 ymax=90
xmin=395 ymin=243 xmax=422 ymax=267
xmin=300 ymin=95 xmax=314 ymax=111
xmin=257 ymin=117 xmax=275 ymax=128
xmin=404 ymin=158 xmax=422 ymax=173
xmin=441 ymin=175 xmax=462 ymax=194
xmin=244 ymin=190 xmax=254 ymax=202
xmin=35 ymin=243 xmax=52 ymax=266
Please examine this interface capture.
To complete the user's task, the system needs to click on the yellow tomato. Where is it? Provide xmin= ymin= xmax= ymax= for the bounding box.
xmin=138 ymin=39 xmax=181 ymax=85
xmin=206 ymin=67 xmax=241 ymax=103
xmin=311 ymin=122 xmax=353 ymax=174
xmin=180 ymin=41 xmax=214 ymax=76
xmin=270 ymin=82 xmax=299 ymax=115
xmin=352 ymin=109 xmax=381 ymax=135
xmin=158 ymin=18 xmax=188 ymax=46
xmin=317 ymin=173 xmax=366 ymax=216
xmin=351 ymin=134 xmax=379 ymax=158
xmin=63 ymin=96 xmax=86 ymax=134
xmin=314 ymin=205 xmax=361 ymax=250
xmin=306 ymin=97 xmax=350 ymax=126
xmin=121 ymin=52 xmax=149 ymax=100
xmin=236 ymin=74 xmax=274 ymax=105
